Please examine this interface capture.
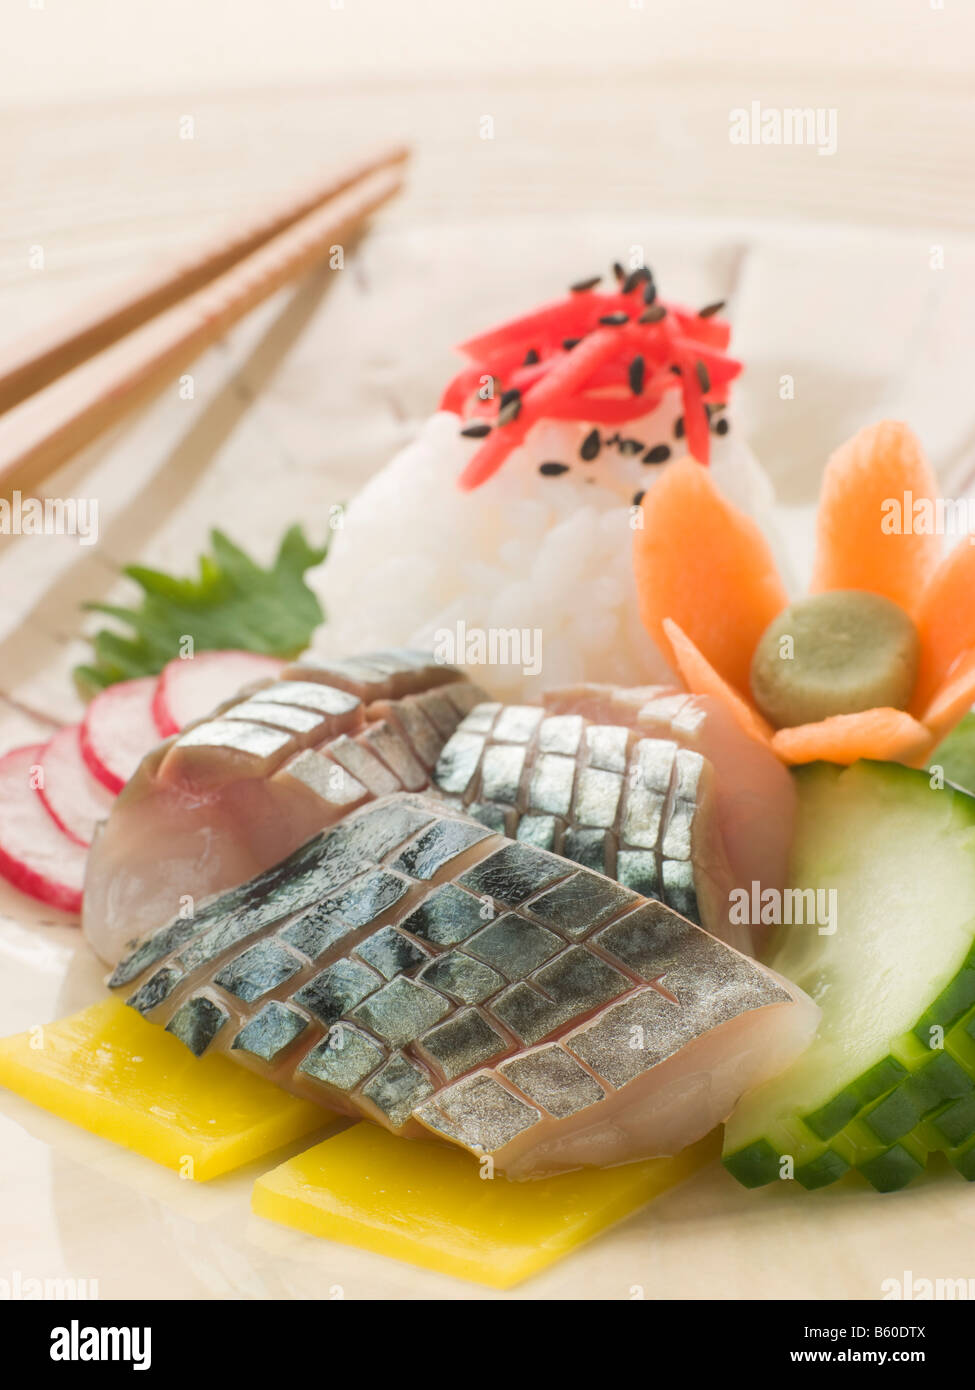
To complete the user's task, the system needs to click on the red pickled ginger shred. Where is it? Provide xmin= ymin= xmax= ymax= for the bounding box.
xmin=440 ymin=267 xmax=741 ymax=490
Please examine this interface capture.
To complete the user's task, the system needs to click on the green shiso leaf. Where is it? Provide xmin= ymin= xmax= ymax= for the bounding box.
xmin=73 ymin=525 xmax=327 ymax=698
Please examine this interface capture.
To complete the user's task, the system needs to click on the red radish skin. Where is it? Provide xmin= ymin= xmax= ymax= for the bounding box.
xmin=81 ymin=676 xmax=165 ymax=793
xmin=0 ymin=744 xmax=86 ymax=913
xmin=152 ymin=650 xmax=285 ymax=737
xmin=37 ymin=724 xmax=115 ymax=847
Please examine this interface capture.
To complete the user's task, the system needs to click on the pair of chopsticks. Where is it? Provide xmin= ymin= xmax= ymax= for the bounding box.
xmin=0 ymin=144 xmax=409 ymax=503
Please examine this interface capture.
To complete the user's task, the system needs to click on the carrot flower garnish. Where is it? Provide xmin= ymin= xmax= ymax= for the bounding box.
xmin=634 ymin=421 xmax=975 ymax=766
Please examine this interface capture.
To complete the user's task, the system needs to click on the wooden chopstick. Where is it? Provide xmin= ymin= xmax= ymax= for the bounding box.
xmin=0 ymin=162 xmax=406 ymax=503
xmin=0 ymin=144 xmax=409 ymax=417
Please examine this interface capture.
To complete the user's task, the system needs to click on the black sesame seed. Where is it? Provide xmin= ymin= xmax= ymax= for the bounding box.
xmin=698 ymin=300 xmax=726 ymax=319
xmin=500 ymin=387 xmax=521 ymax=409
xmin=562 ymin=337 xmax=581 ymax=351
xmin=539 ymin=461 xmax=570 ymax=477
xmin=598 ymin=311 xmax=629 ymax=326
xmin=674 ymin=416 xmax=685 ymax=439
xmin=497 ymin=398 xmax=522 ymax=426
xmin=605 ymin=432 xmax=621 ymax=447
xmin=628 ymin=355 xmax=645 ymax=395
xmin=643 ymin=280 xmax=657 ymax=305
xmin=460 ymin=421 xmax=492 ymax=438
xmin=644 ymin=444 xmax=672 ymax=464
xmin=580 ymin=428 xmax=601 ymax=461
xmin=570 ymin=275 xmax=601 ymax=293
xmin=715 ymin=416 xmax=730 ymax=435
xmin=669 ymin=364 xmax=682 ymax=375
xmin=622 ymin=266 xmax=650 ymax=294
xmin=613 ymin=261 xmax=625 ymax=281
xmin=695 ymin=360 xmax=711 ymax=393
xmin=523 ymin=348 xmax=540 ymax=365
xmin=619 ymin=438 xmax=644 ymax=456
xmin=639 ymin=304 xmax=666 ymax=324
xmin=632 ymin=490 xmax=646 ymax=506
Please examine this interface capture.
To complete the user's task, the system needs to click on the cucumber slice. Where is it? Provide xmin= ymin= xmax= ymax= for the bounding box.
xmin=930 ymin=712 xmax=975 ymax=796
xmin=948 ymin=1134 xmax=975 ymax=1181
xmin=730 ymin=997 xmax=975 ymax=1191
xmin=929 ymin=1094 xmax=975 ymax=1148
xmin=724 ymin=761 xmax=975 ymax=1193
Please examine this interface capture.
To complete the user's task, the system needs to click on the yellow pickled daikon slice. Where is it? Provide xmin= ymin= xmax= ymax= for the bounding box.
xmin=253 ymin=1121 xmax=718 ymax=1289
xmin=0 ymin=999 xmax=330 ymax=1180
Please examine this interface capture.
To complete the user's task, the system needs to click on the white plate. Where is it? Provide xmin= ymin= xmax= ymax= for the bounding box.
xmin=2 ymin=218 xmax=974 ymax=1300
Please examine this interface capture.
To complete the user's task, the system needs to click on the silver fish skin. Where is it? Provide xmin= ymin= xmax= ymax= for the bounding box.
xmin=110 ymin=793 xmax=818 ymax=1179
xmin=431 ymin=697 xmax=757 ymax=954
xmin=82 ymin=649 xmax=485 ymax=964
xmin=539 ymin=683 xmax=797 ymax=952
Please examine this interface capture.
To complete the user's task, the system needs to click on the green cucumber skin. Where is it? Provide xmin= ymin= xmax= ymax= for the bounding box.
xmin=805 ymin=1055 xmax=908 ymax=1141
xmin=794 ymin=1149 xmax=851 ymax=1190
xmin=902 ymin=1052 xmax=973 ymax=1113
xmin=722 ymin=1139 xmax=851 ymax=1191
xmin=858 ymin=1145 xmax=927 ymax=1194
xmin=860 ymin=1087 xmax=923 ymax=1146
xmin=722 ymin=1140 xmax=783 ymax=1189
xmin=861 ymin=1050 xmax=974 ymax=1144
xmin=930 ymin=1094 xmax=975 ymax=1148
xmin=948 ymin=1136 xmax=975 ymax=1182
xmin=912 ymin=949 xmax=975 ymax=1044
xmin=723 ymin=760 xmax=975 ymax=1195
xmin=725 ymin=999 xmax=975 ymax=1190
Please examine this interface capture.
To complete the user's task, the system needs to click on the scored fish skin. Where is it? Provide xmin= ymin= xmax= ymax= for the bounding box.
xmin=82 ymin=650 xmax=486 ymax=965
xmin=430 ymin=698 xmax=753 ymax=954
xmin=110 ymin=792 xmax=818 ymax=1179
xmin=540 ymin=683 xmax=797 ymax=951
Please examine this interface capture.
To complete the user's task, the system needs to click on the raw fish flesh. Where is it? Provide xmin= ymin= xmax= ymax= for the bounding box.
xmin=109 ymin=793 xmax=818 ymax=1178
xmin=83 ymin=650 xmax=485 ymax=964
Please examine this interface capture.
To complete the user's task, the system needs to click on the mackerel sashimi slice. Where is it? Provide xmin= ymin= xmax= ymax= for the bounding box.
xmin=0 ymin=745 xmax=88 ymax=913
xmin=430 ymin=689 xmax=796 ymax=954
xmin=540 ymin=684 xmax=797 ymax=931
xmin=109 ymin=793 xmax=818 ymax=1178
xmin=83 ymin=649 xmax=486 ymax=963
xmin=152 ymin=650 xmax=286 ymax=736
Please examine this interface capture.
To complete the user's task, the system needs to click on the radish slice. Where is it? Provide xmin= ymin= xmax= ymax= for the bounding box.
xmin=0 ymin=745 xmax=86 ymax=913
xmin=37 ymin=724 xmax=115 ymax=847
xmin=152 ymin=650 xmax=285 ymax=736
xmin=81 ymin=676 xmax=164 ymax=793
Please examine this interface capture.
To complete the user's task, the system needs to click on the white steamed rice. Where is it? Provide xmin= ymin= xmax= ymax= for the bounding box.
xmin=311 ymin=404 xmax=784 ymax=702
